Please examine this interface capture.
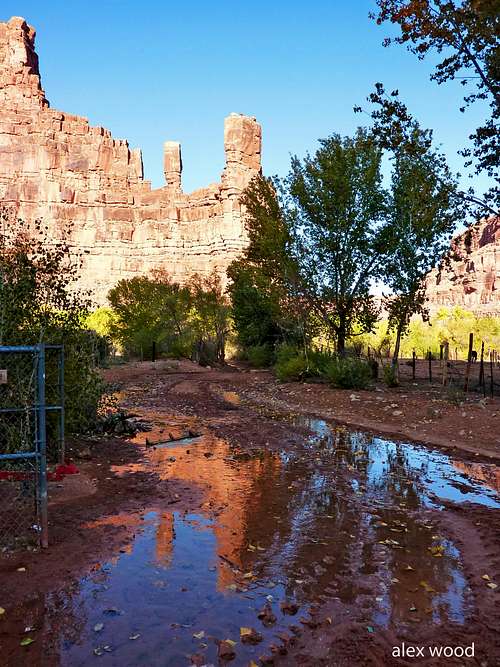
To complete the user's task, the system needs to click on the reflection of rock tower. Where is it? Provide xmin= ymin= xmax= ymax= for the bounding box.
xmin=0 ymin=17 xmax=263 ymax=303
xmin=150 ymin=433 xmax=282 ymax=590
xmin=155 ymin=512 xmax=175 ymax=566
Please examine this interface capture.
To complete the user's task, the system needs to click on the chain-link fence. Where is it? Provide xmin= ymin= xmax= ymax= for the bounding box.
xmin=0 ymin=344 xmax=64 ymax=549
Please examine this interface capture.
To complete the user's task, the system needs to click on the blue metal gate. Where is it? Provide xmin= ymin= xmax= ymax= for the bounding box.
xmin=0 ymin=344 xmax=64 ymax=548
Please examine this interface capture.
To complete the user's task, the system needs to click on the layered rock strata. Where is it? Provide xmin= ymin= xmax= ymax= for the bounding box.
xmin=426 ymin=217 xmax=500 ymax=316
xmin=0 ymin=16 xmax=262 ymax=303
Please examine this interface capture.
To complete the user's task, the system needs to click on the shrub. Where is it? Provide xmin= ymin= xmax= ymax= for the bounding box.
xmin=325 ymin=356 xmax=372 ymax=390
xmin=247 ymin=344 xmax=275 ymax=367
xmin=0 ymin=213 xmax=107 ymax=438
xmin=275 ymin=354 xmax=309 ymax=382
xmin=275 ymin=343 xmax=299 ymax=364
xmin=382 ymin=363 xmax=399 ymax=387
xmin=307 ymin=349 xmax=334 ymax=377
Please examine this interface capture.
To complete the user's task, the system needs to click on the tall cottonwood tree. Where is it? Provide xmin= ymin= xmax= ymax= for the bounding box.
xmin=287 ymin=129 xmax=389 ymax=353
xmin=384 ymin=139 xmax=463 ymax=369
xmin=232 ymin=131 xmax=391 ymax=354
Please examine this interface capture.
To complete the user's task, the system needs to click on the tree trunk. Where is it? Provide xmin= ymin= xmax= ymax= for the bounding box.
xmin=391 ymin=324 xmax=404 ymax=374
xmin=337 ymin=323 xmax=346 ymax=356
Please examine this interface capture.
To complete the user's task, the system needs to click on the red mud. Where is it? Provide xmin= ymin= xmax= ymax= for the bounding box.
xmin=0 ymin=360 xmax=499 ymax=666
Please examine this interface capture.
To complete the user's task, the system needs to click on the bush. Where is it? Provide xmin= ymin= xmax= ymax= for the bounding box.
xmin=246 ymin=344 xmax=275 ymax=367
xmin=0 ymin=214 xmax=107 ymax=438
xmin=275 ymin=343 xmax=299 ymax=364
xmin=307 ymin=349 xmax=334 ymax=377
xmin=325 ymin=356 xmax=372 ymax=390
xmin=382 ymin=363 xmax=399 ymax=387
xmin=275 ymin=354 xmax=309 ymax=382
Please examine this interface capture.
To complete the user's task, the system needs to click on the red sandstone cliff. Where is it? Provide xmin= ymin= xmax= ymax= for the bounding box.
xmin=0 ymin=17 xmax=262 ymax=303
xmin=426 ymin=217 xmax=500 ymax=316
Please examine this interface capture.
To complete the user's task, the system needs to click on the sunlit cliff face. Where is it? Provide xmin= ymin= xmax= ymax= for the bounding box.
xmin=0 ymin=16 xmax=262 ymax=305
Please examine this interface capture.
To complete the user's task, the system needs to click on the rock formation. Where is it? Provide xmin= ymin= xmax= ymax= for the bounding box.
xmin=0 ymin=17 xmax=262 ymax=303
xmin=426 ymin=217 xmax=500 ymax=316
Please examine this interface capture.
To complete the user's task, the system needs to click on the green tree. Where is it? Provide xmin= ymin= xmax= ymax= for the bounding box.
xmin=382 ymin=127 xmax=463 ymax=371
xmin=0 ymin=210 xmax=105 ymax=434
xmin=188 ymin=272 xmax=231 ymax=363
xmin=227 ymin=262 xmax=284 ymax=348
xmin=107 ymin=271 xmax=192 ymax=357
xmin=287 ymin=129 xmax=389 ymax=353
xmin=227 ymin=175 xmax=309 ymax=351
xmin=371 ymin=0 xmax=499 ymax=213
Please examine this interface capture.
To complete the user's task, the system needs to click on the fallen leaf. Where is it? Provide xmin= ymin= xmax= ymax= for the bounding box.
xmin=240 ymin=627 xmax=262 ymax=644
xmin=428 ymin=545 xmax=445 ymax=557
xmin=280 ymin=600 xmax=299 ymax=615
xmin=93 ymin=623 xmax=104 ymax=632
xmin=487 ymin=582 xmax=498 ymax=590
xmin=367 ymin=626 xmax=374 ymax=633
xmin=218 ymin=639 xmax=236 ymax=660
xmin=93 ymin=647 xmax=104 ymax=656
xmin=128 ymin=633 xmax=140 ymax=640
xmin=257 ymin=602 xmax=277 ymax=626
xmin=419 ymin=580 xmax=435 ymax=593
xmin=20 ymin=637 xmax=34 ymax=646
xmin=482 ymin=574 xmax=491 ymax=581
xmin=17 ymin=567 xmax=26 ymax=572
xmin=193 ymin=631 xmax=205 ymax=640
xmin=0 ymin=607 xmax=5 ymax=615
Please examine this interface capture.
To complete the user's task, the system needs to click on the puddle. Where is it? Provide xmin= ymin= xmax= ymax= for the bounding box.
xmin=11 ymin=418 xmax=500 ymax=666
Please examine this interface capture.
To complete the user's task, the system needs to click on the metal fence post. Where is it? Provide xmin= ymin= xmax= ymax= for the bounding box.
xmin=59 ymin=347 xmax=65 ymax=464
xmin=37 ymin=343 xmax=49 ymax=548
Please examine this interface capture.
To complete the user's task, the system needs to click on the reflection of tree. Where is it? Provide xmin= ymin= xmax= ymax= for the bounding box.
xmin=360 ymin=439 xmax=468 ymax=626
xmin=151 ymin=420 xmax=469 ymax=629
xmin=223 ymin=425 xmax=468 ymax=627
xmin=7 ymin=585 xmax=89 ymax=666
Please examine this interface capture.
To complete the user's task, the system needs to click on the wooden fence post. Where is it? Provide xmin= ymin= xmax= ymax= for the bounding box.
xmin=479 ymin=342 xmax=485 ymax=395
xmin=490 ymin=351 xmax=495 ymax=398
xmin=464 ymin=332 xmax=473 ymax=393
xmin=442 ymin=342 xmax=449 ymax=386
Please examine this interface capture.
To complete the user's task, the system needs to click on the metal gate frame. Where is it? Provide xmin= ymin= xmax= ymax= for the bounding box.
xmin=0 ymin=343 xmax=64 ymax=548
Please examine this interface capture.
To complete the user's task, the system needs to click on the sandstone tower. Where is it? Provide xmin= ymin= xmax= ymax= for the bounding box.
xmin=0 ymin=17 xmax=262 ymax=303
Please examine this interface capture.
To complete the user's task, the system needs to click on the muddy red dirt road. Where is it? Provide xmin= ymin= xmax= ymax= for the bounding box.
xmin=1 ymin=360 xmax=500 ymax=666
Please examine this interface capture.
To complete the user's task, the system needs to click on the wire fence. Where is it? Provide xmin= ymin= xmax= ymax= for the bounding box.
xmin=0 ymin=344 xmax=64 ymax=549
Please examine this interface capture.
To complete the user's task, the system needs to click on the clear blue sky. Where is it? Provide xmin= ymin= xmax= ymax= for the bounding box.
xmin=2 ymin=1 xmax=491 ymax=196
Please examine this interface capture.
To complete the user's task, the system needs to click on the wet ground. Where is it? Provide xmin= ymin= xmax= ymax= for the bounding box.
xmin=1 ymin=361 xmax=500 ymax=665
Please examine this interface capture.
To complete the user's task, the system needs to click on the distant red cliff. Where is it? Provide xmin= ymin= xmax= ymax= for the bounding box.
xmin=426 ymin=217 xmax=500 ymax=316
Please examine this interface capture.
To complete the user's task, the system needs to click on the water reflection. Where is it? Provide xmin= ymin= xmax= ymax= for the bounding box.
xmin=6 ymin=418 xmax=500 ymax=666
